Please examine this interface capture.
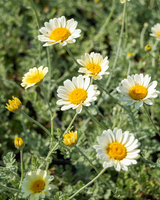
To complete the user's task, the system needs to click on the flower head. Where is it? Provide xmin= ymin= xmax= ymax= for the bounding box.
xmin=120 ymin=0 xmax=130 ymax=3
xmin=77 ymin=52 xmax=109 ymax=80
xmin=21 ymin=169 xmax=55 ymax=200
xmin=21 ymin=66 xmax=48 ymax=89
xmin=94 ymin=128 xmax=140 ymax=171
xmin=14 ymin=137 xmax=24 ymax=150
xmin=150 ymin=23 xmax=160 ymax=40
xmin=6 ymin=96 xmax=21 ymax=112
xmin=57 ymin=75 xmax=100 ymax=113
xmin=117 ymin=74 xmax=159 ymax=109
xmin=145 ymin=44 xmax=152 ymax=51
xmin=127 ymin=52 xmax=134 ymax=60
xmin=38 ymin=16 xmax=81 ymax=47
xmin=63 ymin=131 xmax=77 ymax=147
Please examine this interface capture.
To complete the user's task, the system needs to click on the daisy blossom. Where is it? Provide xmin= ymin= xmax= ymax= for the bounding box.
xmin=38 ymin=16 xmax=81 ymax=46
xmin=77 ymin=52 xmax=109 ymax=80
xmin=93 ymin=128 xmax=140 ymax=171
xmin=57 ymin=75 xmax=100 ymax=113
xmin=21 ymin=66 xmax=48 ymax=89
xmin=21 ymin=169 xmax=55 ymax=200
xmin=6 ymin=96 xmax=21 ymax=112
xmin=63 ymin=131 xmax=77 ymax=147
xmin=117 ymin=74 xmax=159 ymax=109
xmin=150 ymin=23 xmax=160 ymax=40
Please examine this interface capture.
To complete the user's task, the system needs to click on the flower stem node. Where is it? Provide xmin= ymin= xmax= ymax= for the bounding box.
xmin=145 ymin=44 xmax=152 ymax=51
xmin=6 ymin=96 xmax=21 ymax=112
xmin=21 ymin=169 xmax=55 ymax=200
xmin=14 ymin=137 xmax=25 ymax=150
xmin=94 ymin=128 xmax=140 ymax=171
xmin=63 ymin=131 xmax=77 ymax=147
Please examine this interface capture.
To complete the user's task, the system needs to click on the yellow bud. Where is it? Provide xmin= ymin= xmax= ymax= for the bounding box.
xmin=145 ymin=44 xmax=151 ymax=51
xmin=127 ymin=52 xmax=134 ymax=60
xmin=63 ymin=131 xmax=77 ymax=147
xmin=14 ymin=137 xmax=24 ymax=150
xmin=6 ymin=96 xmax=21 ymax=112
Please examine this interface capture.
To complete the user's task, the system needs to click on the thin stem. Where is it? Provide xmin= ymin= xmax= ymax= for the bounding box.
xmin=95 ymin=81 xmax=136 ymax=130
xmin=47 ymin=47 xmax=52 ymax=100
xmin=127 ymin=60 xmax=132 ymax=76
xmin=140 ymin=26 xmax=147 ymax=49
xmin=29 ymin=0 xmax=41 ymax=28
xmin=94 ymin=0 xmax=115 ymax=41
xmin=75 ymin=146 xmax=115 ymax=193
xmin=143 ymin=104 xmax=159 ymax=135
xmin=0 ymin=184 xmax=20 ymax=193
xmin=63 ymin=113 xmax=78 ymax=136
xmin=106 ymin=0 xmax=126 ymax=87
xmin=64 ymin=46 xmax=81 ymax=67
xmin=39 ymin=142 xmax=59 ymax=169
xmin=68 ymin=168 xmax=106 ymax=199
xmin=152 ymin=40 xmax=159 ymax=67
xmin=19 ymin=150 xmax=24 ymax=189
xmin=20 ymin=110 xmax=51 ymax=137
xmin=83 ymin=106 xmax=107 ymax=130
xmin=0 ymin=78 xmax=23 ymax=90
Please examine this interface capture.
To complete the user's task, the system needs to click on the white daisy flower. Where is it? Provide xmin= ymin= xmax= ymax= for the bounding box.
xmin=77 ymin=52 xmax=109 ymax=80
xmin=38 ymin=16 xmax=81 ymax=47
xmin=117 ymin=74 xmax=159 ymax=109
xmin=57 ymin=75 xmax=100 ymax=114
xmin=93 ymin=128 xmax=140 ymax=171
xmin=120 ymin=0 xmax=130 ymax=3
xmin=21 ymin=66 xmax=48 ymax=89
xmin=21 ymin=169 xmax=55 ymax=200
xmin=150 ymin=23 xmax=160 ymax=40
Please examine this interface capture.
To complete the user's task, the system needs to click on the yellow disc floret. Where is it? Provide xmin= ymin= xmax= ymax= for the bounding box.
xmin=86 ymin=63 xmax=101 ymax=75
xmin=31 ymin=180 xmax=46 ymax=193
xmin=107 ymin=142 xmax=127 ymax=160
xmin=14 ymin=137 xmax=24 ymax=150
xmin=69 ymin=88 xmax=88 ymax=104
xmin=63 ymin=131 xmax=77 ymax=146
xmin=145 ymin=44 xmax=151 ymax=51
xmin=129 ymin=85 xmax=148 ymax=100
xmin=157 ymin=31 xmax=160 ymax=37
xmin=6 ymin=96 xmax=21 ymax=112
xmin=50 ymin=27 xmax=71 ymax=42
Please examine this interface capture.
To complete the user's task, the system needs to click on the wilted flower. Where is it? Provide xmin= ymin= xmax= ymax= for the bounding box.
xmin=94 ymin=128 xmax=140 ymax=171
xmin=57 ymin=75 xmax=100 ymax=113
xmin=21 ymin=66 xmax=48 ymax=89
xmin=6 ymin=96 xmax=21 ymax=112
xmin=77 ymin=52 xmax=109 ymax=80
xmin=21 ymin=169 xmax=55 ymax=200
xmin=117 ymin=74 xmax=159 ymax=109
xmin=63 ymin=131 xmax=77 ymax=147
xmin=38 ymin=16 xmax=81 ymax=46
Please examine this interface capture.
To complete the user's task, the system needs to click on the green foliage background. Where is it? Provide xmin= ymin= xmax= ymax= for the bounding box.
xmin=0 ymin=0 xmax=160 ymax=199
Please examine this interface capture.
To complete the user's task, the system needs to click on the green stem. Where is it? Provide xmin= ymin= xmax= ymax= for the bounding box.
xmin=64 ymin=46 xmax=81 ymax=67
xmin=0 ymin=78 xmax=22 ymax=90
xmin=68 ymin=168 xmax=106 ymax=199
xmin=83 ymin=106 xmax=107 ymax=130
xmin=143 ymin=104 xmax=159 ymax=135
xmin=106 ymin=0 xmax=126 ymax=87
xmin=20 ymin=110 xmax=51 ymax=137
xmin=19 ymin=150 xmax=24 ymax=189
xmin=94 ymin=0 xmax=115 ymax=41
xmin=46 ymin=47 xmax=52 ymax=100
xmin=140 ymin=26 xmax=147 ymax=49
xmin=95 ymin=81 xmax=136 ymax=130
xmin=62 ymin=113 xmax=78 ymax=136
xmin=29 ymin=0 xmax=41 ymax=28
xmin=75 ymin=146 xmax=115 ymax=193
xmin=0 ymin=184 xmax=20 ymax=193
xmin=152 ymin=40 xmax=159 ymax=67
xmin=127 ymin=60 xmax=132 ymax=76
xmin=39 ymin=142 xmax=59 ymax=169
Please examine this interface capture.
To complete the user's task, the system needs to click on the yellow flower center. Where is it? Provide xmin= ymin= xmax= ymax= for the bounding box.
xmin=63 ymin=131 xmax=77 ymax=146
xmin=86 ymin=63 xmax=101 ymax=75
xmin=14 ymin=137 xmax=24 ymax=148
xmin=6 ymin=96 xmax=21 ymax=112
xmin=27 ymin=73 xmax=44 ymax=84
xmin=157 ymin=31 xmax=160 ymax=37
xmin=31 ymin=180 xmax=45 ymax=193
xmin=50 ymin=27 xmax=71 ymax=42
xmin=129 ymin=85 xmax=148 ymax=100
xmin=107 ymin=142 xmax=127 ymax=160
xmin=69 ymin=88 xmax=88 ymax=104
